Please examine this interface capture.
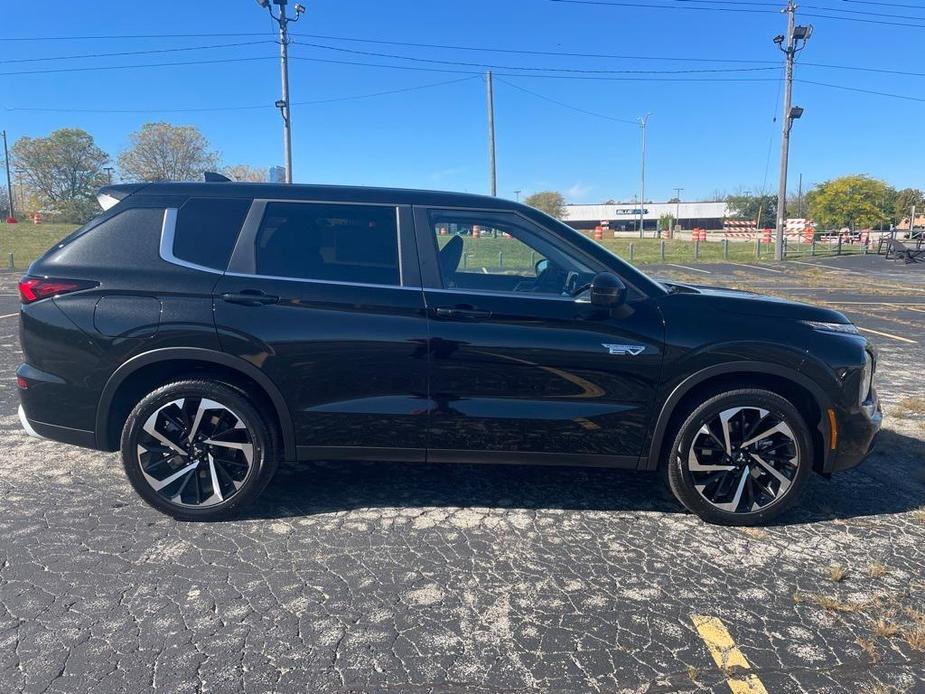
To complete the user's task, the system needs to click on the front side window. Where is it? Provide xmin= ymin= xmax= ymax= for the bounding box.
xmin=174 ymin=197 xmax=251 ymax=271
xmin=428 ymin=210 xmax=595 ymax=296
xmin=255 ymin=202 xmax=400 ymax=285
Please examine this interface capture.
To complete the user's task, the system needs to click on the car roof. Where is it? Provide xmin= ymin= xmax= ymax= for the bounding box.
xmin=101 ymin=181 xmax=522 ymax=210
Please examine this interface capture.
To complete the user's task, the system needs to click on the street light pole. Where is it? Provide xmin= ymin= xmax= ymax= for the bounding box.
xmin=673 ymin=186 xmax=684 ymax=231
xmin=256 ymin=0 xmax=305 ymax=184
xmin=638 ymin=113 xmax=651 ymax=239
xmin=774 ymin=1 xmax=811 ymax=260
xmin=487 ymin=71 xmax=496 ymax=197
xmin=2 ymin=130 xmax=15 ymax=223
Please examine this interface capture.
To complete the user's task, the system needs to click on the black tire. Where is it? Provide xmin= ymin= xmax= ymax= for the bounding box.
xmin=120 ymin=379 xmax=278 ymax=521
xmin=665 ymin=388 xmax=812 ymax=526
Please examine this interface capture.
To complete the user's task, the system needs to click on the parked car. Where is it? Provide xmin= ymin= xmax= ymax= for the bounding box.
xmin=17 ymin=181 xmax=881 ymax=525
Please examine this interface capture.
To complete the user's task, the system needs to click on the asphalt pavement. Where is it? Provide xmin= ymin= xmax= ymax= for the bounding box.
xmin=1 ymin=256 xmax=924 ymax=693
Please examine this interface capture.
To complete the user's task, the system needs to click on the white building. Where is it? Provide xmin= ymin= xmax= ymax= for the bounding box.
xmin=563 ymin=201 xmax=730 ymax=232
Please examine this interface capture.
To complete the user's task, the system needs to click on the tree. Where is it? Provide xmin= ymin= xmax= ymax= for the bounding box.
xmin=658 ymin=213 xmax=675 ymax=231
xmin=524 ymin=191 xmax=567 ymax=220
xmin=223 ymin=164 xmax=268 ymax=182
xmin=889 ymin=187 xmax=924 ymax=226
xmin=805 ymin=175 xmax=892 ymax=230
xmin=118 ymin=122 xmax=220 ymax=182
xmin=725 ymin=191 xmax=777 ymax=228
xmin=11 ymin=128 xmax=109 ymax=222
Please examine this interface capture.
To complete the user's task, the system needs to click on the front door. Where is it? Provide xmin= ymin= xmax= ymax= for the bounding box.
xmin=414 ymin=206 xmax=664 ymax=466
xmin=214 ymin=199 xmax=429 ymax=459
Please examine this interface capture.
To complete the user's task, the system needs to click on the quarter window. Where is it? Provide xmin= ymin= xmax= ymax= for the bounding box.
xmin=255 ymin=202 xmax=400 ymax=285
xmin=173 ymin=198 xmax=251 ymax=271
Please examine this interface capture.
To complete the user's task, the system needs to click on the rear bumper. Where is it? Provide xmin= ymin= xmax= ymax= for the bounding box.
xmin=827 ymin=395 xmax=882 ymax=473
xmin=17 ymin=362 xmax=99 ymax=449
xmin=18 ymin=404 xmax=97 ymax=449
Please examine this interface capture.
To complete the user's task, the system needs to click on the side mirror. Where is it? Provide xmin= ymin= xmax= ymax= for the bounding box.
xmin=535 ymin=258 xmax=549 ymax=275
xmin=589 ymin=272 xmax=626 ymax=307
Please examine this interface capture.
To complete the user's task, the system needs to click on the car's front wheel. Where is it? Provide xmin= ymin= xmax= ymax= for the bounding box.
xmin=665 ymin=389 xmax=813 ymax=526
xmin=120 ymin=380 xmax=278 ymax=521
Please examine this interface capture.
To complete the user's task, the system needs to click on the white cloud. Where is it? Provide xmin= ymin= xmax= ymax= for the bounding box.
xmin=565 ymin=182 xmax=594 ymax=201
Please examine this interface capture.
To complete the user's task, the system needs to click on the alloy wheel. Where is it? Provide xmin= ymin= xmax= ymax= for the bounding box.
xmin=684 ymin=406 xmax=799 ymax=514
xmin=136 ymin=397 xmax=254 ymax=508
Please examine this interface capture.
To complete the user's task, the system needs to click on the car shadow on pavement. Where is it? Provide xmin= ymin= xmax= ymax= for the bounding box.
xmin=239 ymin=429 xmax=925 ymax=525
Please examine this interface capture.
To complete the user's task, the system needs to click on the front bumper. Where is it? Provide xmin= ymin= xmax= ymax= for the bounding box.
xmin=827 ymin=394 xmax=882 ymax=473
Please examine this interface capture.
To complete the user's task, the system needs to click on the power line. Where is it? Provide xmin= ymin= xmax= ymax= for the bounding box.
xmin=0 ymin=55 xmax=275 ymax=77
xmin=803 ymin=3 xmax=925 ymax=20
xmin=549 ymin=0 xmax=777 ymax=13
xmin=801 ymin=10 xmax=925 ymax=25
xmin=493 ymin=76 xmax=638 ymax=124
xmin=0 ymin=40 xmax=275 ymax=65
xmin=294 ymin=40 xmax=781 ymax=74
xmin=796 ymin=78 xmax=925 ymax=101
xmin=290 ymin=54 xmax=782 ymax=81
xmin=4 ymin=76 xmax=480 ymax=114
xmin=0 ymin=32 xmax=268 ymax=41
xmin=839 ymin=0 xmax=925 ymax=8
xmin=802 ymin=60 xmax=925 ymax=77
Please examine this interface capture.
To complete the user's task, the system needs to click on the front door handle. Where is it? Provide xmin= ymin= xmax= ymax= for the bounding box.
xmin=221 ymin=290 xmax=279 ymax=306
xmin=433 ymin=306 xmax=492 ymax=321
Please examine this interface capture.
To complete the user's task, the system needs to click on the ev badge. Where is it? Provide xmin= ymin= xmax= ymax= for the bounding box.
xmin=602 ymin=344 xmax=645 ymax=356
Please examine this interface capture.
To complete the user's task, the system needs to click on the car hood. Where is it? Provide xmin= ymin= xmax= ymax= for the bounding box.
xmin=660 ymin=281 xmax=851 ymax=323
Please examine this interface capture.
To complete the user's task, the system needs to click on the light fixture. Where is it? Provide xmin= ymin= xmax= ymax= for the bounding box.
xmin=790 ymin=106 xmax=804 ymax=120
xmin=793 ymin=25 xmax=813 ymax=40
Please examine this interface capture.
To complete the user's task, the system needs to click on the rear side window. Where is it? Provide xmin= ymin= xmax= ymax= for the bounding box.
xmin=173 ymin=197 xmax=251 ymax=271
xmin=254 ymin=202 xmax=400 ymax=285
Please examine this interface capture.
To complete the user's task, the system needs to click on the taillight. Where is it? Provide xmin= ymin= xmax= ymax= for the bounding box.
xmin=18 ymin=277 xmax=97 ymax=304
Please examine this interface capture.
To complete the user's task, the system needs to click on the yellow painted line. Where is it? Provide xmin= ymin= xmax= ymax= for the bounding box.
xmin=692 ymin=615 xmax=768 ymax=694
xmin=857 ymin=326 xmax=917 ymax=344
xmin=0 ymin=312 xmax=19 ymax=319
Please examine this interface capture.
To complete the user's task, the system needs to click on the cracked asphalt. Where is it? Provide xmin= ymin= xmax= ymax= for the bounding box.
xmin=1 ymin=254 xmax=925 ymax=693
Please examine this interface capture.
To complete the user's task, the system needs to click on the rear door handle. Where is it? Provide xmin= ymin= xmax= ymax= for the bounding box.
xmin=433 ymin=306 xmax=492 ymax=321
xmin=221 ymin=290 xmax=279 ymax=306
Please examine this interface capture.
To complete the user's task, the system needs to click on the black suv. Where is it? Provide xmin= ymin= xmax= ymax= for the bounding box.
xmin=17 ymin=182 xmax=881 ymax=525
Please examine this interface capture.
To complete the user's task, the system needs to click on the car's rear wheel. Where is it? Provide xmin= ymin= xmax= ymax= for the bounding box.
xmin=665 ymin=389 xmax=812 ymax=526
xmin=120 ymin=380 xmax=278 ymax=521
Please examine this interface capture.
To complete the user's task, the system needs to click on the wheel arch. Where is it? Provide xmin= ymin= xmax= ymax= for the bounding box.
xmin=643 ymin=361 xmax=834 ymax=473
xmin=96 ymin=347 xmax=296 ymax=460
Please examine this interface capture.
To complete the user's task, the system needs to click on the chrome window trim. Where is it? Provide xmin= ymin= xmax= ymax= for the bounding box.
xmin=425 ymin=286 xmax=585 ymax=303
xmin=223 ymin=270 xmax=422 ymax=292
xmin=158 ymin=207 xmax=225 ymax=276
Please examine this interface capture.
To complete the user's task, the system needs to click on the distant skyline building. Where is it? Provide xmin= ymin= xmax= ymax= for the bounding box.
xmin=269 ymin=166 xmax=286 ymax=183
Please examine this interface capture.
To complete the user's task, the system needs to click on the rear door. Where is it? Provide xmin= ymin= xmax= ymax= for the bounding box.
xmin=413 ymin=206 xmax=665 ymax=466
xmin=214 ymin=199 xmax=429 ymax=460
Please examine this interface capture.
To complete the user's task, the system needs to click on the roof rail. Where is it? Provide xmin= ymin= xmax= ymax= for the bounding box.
xmin=203 ymin=171 xmax=232 ymax=183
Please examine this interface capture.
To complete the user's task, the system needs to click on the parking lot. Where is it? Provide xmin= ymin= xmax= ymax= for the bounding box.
xmin=1 ymin=255 xmax=924 ymax=693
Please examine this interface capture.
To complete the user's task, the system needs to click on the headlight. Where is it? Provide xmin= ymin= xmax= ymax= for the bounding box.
xmin=801 ymin=320 xmax=860 ymax=335
xmin=859 ymin=352 xmax=873 ymax=404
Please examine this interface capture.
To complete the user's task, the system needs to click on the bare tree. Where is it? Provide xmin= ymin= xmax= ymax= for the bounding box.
xmin=223 ymin=164 xmax=268 ymax=182
xmin=118 ymin=123 xmax=220 ymax=182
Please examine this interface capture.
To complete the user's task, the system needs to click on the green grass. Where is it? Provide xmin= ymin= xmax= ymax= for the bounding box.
xmin=0 ymin=223 xmax=865 ymax=274
xmin=0 ymin=223 xmax=79 ymax=271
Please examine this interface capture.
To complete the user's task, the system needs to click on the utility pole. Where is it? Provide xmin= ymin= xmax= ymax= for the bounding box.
xmin=104 ymin=167 xmax=114 ymax=185
xmin=256 ymin=0 xmax=305 ymax=184
xmin=2 ymin=130 xmax=15 ymax=223
xmin=673 ymin=186 xmax=683 ymax=231
xmin=514 ymin=189 xmax=521 ymax=202
xmin=638 ymin=113 xmax=651 ymax=238
xmin=773 ymin=2 xmax=811 ymax=260
xmin=797 ymin=172 xmax=803 ymax=218
xmin=487 ymin=71 xmax=497 ymax=196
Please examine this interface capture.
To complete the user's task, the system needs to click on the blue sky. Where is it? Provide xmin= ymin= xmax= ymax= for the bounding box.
xmin=2 ymin=0 xmax=923 ymax=203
